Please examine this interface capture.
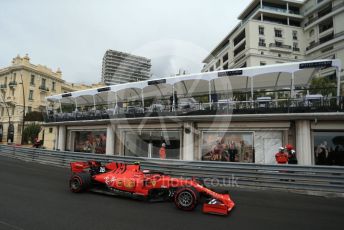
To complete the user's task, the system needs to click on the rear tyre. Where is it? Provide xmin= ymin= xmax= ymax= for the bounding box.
xmin=69 ymin=172 xmax=91 ymax=193
xmin=174 ymin=187 xmax=199 ymax=211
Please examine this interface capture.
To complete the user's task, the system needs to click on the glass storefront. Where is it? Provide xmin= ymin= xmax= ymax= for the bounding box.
xmin=201 ymin=131 xmax=254 ymax=162
xmin=73 ymin=130 xmax=107 ymax=154
xmin=313 ymin=131 xmax=344 ymax=166
xmin=124 ymin=130 xmax=181 ymax=159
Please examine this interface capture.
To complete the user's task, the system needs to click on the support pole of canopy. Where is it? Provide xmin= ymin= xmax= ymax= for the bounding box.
xmin=337 ymin=66 xmax=341 ymax=105
xmin=291 ymin=72 xmax=295 ymax=98
xmin=208 ymin=81 xmax=212 ymax=110
xmin=172 ymin=84 xmax=175 ymax=112
xmin=250 ymin=77 xmax=254 ymax=108
xmin=141 ymin=89 xmax=145 ymax=109
xmin=58 ymin=99 xmax=62 ymax=113
xmin=115 ymin=92 xmax=118 ymax=114
xmin=74 ymin=98 xmax=78 ymax=112
xmin=92 ymin=95 xmax=96 ymax=110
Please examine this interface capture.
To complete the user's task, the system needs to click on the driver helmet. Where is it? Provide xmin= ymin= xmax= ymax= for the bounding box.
xmin=162 ymin=143 xmax=166 ymax=147
xmin=291 ymin=150 xmax=296 ymax=154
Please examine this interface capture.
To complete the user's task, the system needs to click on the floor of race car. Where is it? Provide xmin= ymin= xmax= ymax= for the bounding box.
xmin=0 ymin=156 xmax=343 ymax=230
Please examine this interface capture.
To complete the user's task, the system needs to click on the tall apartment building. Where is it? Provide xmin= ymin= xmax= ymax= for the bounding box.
xmin=101 ymin=50 xmax=151 ymax=85
xmin=202 ymin=0 xmax=344 ymax=82
xmin=0 ymin=54 xmax=100 ymax=144
xmin=302 ymin=0 xmax=344 ymax=80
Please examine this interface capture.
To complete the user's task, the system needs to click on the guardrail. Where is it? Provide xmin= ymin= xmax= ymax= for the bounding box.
xmin=1 ymin=144 xmax=343 ymax=195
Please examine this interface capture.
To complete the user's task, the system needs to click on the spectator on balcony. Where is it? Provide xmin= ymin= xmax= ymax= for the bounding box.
xmin=211 ymin=93 xmax=218 ymax=109
xmin=170 ymin=91 xmax=178 ymax=110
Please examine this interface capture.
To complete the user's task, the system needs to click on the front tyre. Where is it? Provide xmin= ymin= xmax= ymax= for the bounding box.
xmin=69 ymin=172 xmax=91 ymax=193
xmin=174 ymin=187 xmax=199 ymax=211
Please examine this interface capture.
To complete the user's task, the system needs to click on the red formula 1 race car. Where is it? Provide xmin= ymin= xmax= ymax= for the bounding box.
xmin=69 ymin=161 xmax=235 ymax=215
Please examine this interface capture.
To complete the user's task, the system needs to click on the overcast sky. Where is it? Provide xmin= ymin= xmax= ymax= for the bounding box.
xmin=0 ymin=0 xmax=252 ymax=84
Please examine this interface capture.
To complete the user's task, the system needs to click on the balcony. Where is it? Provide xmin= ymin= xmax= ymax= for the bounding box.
xmin=258 ymin=42 xmax=266 ymax=47
xmin=44 ymin=96 xmax=344 ymax=123
xmin=8 ymin=81 xmax=17 ymax=88
xmin=306 ymin=31 xmax=344 ymax=51
xmin=305 ymin=2 xmax=344 ymax=27
xmin=269 ymin=43 xmax=292 ymax=52
xmin=261 ymin=4 xmax=300 ymax=15
xmin=5 ymin=96 xmax=16 ymax=105
xmin=0 ymin=84 xmax=7 ymax=90
xmin=39 ymin=85 xmax=50 ymax=92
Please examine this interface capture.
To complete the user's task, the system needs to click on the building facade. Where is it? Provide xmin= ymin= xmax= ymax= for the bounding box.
xmin=43 ymin=60 xmax=344 ymax=166
xmin=0 ymin=54 xmax=101 ymax=144
xmin=202 ymin=0 xmax=344 ymax=84
xmin=101 ymin=49 xmax=151 ymax=85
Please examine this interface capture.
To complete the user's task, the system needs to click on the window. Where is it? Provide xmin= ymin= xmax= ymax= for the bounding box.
xmin=124 ymin=130 xmax=181 ymax=159
xmin=41 ymin=78 xmax=46 ymax=87
xmin=223 ymin=63 xmax=229 ymax=70
xmin=201 ymin=131 xmax=254 ymax=163
xmin=293 ymin=42 xmax=299 ymax=51
xmin=278 ymin=53 xmax=282 ymax=57
xmin=314 ymin=132 xmax=344 ymax=166
xmin=292 ymin=31 xmax=298 ymax=40
xmin=1 ymin=108 xmax=4 ymax=116
xmin=30 ymin=75 xmax=35 ymax=85
xmin=216 ymin=60 xmax=221 ymax=68
xmin=275 ymin=29 xmax=282 ymax=38
xmin=275 ymin=41 xmax=283 ymax=47
xmin=49 ymin=128 xmax=53 ymax=133
xmin=259 ymin=38 xmax=266 ymax=47
xmin=222 ymin=53 xmax=228 ymax=63
xmin=309 ymin=29 xmax=315 ymax=37
xmin=260 ymin=61 xmax=266 ymax=66
xmin=259 ymin=26 xmax=264 ymax=35
xmin=52 ymin=82 xmax=56 ymax=91
xmin=295 ymin=56 xmax=298 ymax=59
xmin=261 ymin=51 xmax=264 ymax=55
xmin=209 ymin=66 xmax=214 ymax=72
xmin=73 ymin=131 xmax=107 ymax=154
xmin=27 ymin=106 xmax=32 ymax=113
xmin=13 ymin=73 xmax=16 ymax=81
xmin=29 ymin=90 xmax=34 ymax=100
xmin=12 ymin=107 xmax=15 ymax=115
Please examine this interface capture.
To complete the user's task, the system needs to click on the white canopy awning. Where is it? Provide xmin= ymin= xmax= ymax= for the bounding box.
xmin=46 ymin=59 xmax=342 ymax=106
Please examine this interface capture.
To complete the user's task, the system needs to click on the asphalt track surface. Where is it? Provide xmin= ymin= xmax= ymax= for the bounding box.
xmin=0 ymin=156 xmax=343 ymax=230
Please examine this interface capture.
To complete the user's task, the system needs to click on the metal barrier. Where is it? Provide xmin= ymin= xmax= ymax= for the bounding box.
xmin=1 ymin=144 xmax=343 ymax=195
xmin=44 ymin=96 xmax=344 ymax=123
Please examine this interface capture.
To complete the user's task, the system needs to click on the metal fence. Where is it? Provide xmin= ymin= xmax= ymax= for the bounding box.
xmin=1 ymin=144 xmax=344 ymax=195
xmin=44 ymin=96 xmax=344 ymax=122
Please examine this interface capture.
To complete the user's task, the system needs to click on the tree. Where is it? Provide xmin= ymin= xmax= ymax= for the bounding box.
xmin=22 ymin=123 xmax=41 ymax=144
xmin=309 ymin=77 xmax=336 ymax=96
